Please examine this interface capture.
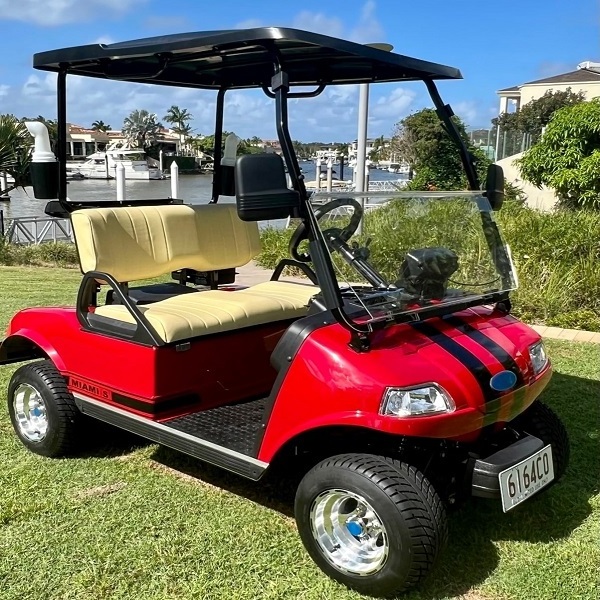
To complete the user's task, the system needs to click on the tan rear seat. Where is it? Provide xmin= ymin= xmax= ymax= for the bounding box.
xmin=72 ymin=204 xmax=319 ymax=343
xmin=72 ymin=203 xmax=261 ymax=280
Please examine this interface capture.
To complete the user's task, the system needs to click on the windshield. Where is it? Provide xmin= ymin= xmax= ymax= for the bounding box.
xmin=309 ymin=191 xmax=517 ymax=326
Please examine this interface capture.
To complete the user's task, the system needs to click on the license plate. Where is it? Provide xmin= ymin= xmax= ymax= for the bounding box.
xmin=499 ymin=445 xmax=554 ymax=512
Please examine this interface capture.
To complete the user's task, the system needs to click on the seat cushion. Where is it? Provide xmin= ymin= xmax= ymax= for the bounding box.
xmin=236 ymin=280 xmax=320 ymax=306
xmin=94 ymin=281 xmax=320 ymax=343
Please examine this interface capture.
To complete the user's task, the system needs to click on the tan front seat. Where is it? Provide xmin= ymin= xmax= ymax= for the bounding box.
xmin=95 ymin=281 xmax=319 ymax=343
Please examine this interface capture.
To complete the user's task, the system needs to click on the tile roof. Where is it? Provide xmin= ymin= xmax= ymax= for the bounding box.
xmin=498 ymin=85 xmax=520 ymax=93
xmin=523 ymin=69 xmax=600 ymax=85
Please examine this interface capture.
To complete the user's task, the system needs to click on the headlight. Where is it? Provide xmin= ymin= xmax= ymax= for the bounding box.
xmin=380 ymin=385 xmax=455 ymax=418
xmin=529 ymin=341 xmax=549 ymax=375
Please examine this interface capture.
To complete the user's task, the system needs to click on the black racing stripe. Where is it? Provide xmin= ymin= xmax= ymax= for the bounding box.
xmin=409 ymin=321 xmax=497 ymax=403
xmin=442 ymin=315 xmax=525 ymax=386
xmin=112 ymin=393 xmax=200 ymax=416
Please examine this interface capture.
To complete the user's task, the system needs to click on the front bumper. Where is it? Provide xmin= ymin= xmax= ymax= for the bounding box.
xmin=471 ymin=435 xmax=544 ymax=498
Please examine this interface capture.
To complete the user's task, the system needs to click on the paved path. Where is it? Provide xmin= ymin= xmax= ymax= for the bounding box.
xmin=237 ymin=262 xmax=600 ymax=344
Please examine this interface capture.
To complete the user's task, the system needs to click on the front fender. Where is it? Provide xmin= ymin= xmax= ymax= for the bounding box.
xmin=0 ymin=308 xmax=78 ymax=370
xmin=0 ymin=330 xmax=64 ymax=370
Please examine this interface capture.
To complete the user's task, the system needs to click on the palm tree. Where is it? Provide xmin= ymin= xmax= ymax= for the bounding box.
xmin=0 ymin=115 xmax=33 ymax=193
xmin=91 ymin=120 xmax=112 ymax=133
xmin=163 ymin=105 xmax=193 ymax=153
xmin=122 ymin=110 xmax=162 ymax=150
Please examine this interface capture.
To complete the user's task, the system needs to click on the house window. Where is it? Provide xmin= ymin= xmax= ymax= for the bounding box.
xmin=72 ymin=141 xmax=84 ymax=156
xmin=85 ymin=142 xmax=96 ymax=156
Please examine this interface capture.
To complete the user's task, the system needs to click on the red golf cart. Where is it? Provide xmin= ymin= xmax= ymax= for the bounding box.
xmin=1 ymin=28 xmax=569 ymax=597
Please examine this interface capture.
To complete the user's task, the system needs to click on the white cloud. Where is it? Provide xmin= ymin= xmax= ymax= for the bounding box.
xmin=222 ymin=92 xmax=274 ymax=138
xmin=372 ymin=87 xmax=416 ymax=119
xmin=7 ymin=73 xmax=411 ymax=141
xmin=452 ymin=100 xmax=481 ymax=127
xmin=292 ymin=1 xmax=385 ymax=44
xmin=349 ymin=0 xmax=385 ymax=44
xmin=23 ymin=73 xmax=56 ymax=97
xmin=0 ymin=0 xmax=147 ymax=26
xmin=1 ymin=1 xmax=398 ymax=141
xmin=0 ymin=85 xmax=10 ymax=98
xmin=327 ymin=85 xmax=359 ymax=107
xmin=292 ymin=11 xmax=345 ymax=38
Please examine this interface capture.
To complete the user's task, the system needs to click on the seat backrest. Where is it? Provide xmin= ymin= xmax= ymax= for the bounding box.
xmin=71 ymin=204 xmax=261 ymax=282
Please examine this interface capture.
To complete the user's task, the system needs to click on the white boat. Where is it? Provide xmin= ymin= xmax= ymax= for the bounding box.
xmin=66 ymin=142 xmax=163 ymax=180
xmin=387 ymin=162 xmax=410 ymax=175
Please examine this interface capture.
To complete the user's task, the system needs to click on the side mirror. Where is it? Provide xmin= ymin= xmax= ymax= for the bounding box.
xmin=484 ymin=164 xmax=504 ymax=210
xmin=235 ymin=154 xmax=300 ymax=221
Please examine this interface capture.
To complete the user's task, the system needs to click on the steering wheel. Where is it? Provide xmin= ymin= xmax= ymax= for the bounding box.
xmin=289 ymin=197 xmax=363 ymax=263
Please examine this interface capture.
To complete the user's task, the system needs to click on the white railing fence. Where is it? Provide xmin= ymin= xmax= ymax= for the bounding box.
xmin=1 ymin=214 xmax=73 ymax=245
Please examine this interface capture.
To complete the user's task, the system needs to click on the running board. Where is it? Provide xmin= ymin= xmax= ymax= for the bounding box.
xmin=73 ymin=393 xmax=268 ymax=480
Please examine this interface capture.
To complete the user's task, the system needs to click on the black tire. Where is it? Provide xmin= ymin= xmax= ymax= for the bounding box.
xmin=512 ymin=400 xmax=570 ymax=482
xmin=7 ymin=360 xmax=83 ymax=457
xmin=294 ymin=453 xmax=447 ymax=597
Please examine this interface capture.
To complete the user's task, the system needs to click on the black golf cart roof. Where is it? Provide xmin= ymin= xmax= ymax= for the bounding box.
xmin=33 ymin=27 xmax=462 ymax=89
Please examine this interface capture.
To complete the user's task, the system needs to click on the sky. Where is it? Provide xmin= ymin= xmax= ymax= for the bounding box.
xmin=0 ymin=0 xmax=597 ymax=142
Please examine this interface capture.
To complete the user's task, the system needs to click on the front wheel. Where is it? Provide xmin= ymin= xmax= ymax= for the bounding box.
xmin=7 ymin=360 xmax=84 ymax=457
xmin=512 ymin=400 xmax=570 ymax=482
xmin=294 ymin=453 xmax=447 ymax=597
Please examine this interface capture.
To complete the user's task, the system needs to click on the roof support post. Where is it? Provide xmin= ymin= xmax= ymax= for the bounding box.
xmin=271 ymin=70 xmax=305 ymax=199
xmin=210 ymin=87 xmax=226 ymax=203
xmin=424 ymin=78 xmax=480 ymax=190
xmin=57 ymin=68 xmax=68 ymax=204
xmin=271 ymin=64 xmax=342 ymax=314
xmin=270 ymin=62 xmax=369 ymax=344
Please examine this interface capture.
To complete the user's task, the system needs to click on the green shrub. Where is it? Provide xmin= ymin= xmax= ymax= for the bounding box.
xmin=35 ymin=242 xmax=79 ymax=266
xmin=546 ymin=309 xmax=600 ymax=332
xmin=0 ymin=240 xmax=79 ymax=267
xmin=257 ymin=200 xmax=600 ymax=331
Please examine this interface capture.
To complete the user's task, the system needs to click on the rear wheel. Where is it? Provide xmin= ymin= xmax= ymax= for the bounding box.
xmin=8 ymin=360 xmax=83 ymax=457
xmin=294 ymin=453 xmax=447 ymax=597
xmin=512 ymin=400 xmax=570 ymax=482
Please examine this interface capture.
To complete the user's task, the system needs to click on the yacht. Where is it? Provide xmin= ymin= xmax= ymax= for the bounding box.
xmin=66 ymin=142 xmax=163 ymax=180
xmin=387 ymin=162 xmax=410 ymax=175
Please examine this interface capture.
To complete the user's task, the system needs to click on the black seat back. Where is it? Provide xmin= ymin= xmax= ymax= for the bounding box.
xmin=235 ymin=153 xmax=300 ymax=221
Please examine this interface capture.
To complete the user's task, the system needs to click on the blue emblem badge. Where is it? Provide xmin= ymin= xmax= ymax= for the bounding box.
xmin=490 ymin=370 xmax=518 ymax=392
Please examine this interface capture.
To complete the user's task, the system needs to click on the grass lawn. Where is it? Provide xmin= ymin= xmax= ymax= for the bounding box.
xmin=0 ymin=266 xmax=598 ymax=600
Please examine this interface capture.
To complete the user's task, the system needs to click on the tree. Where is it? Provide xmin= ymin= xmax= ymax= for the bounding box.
xmin=163 ymin=105 xmax=193 ymax=152
xmin=516 ymin=99 xmax=600 ymax=209
xmin=391 ymin=108 xmax=489 ymax=190
xmin=493 ymin=88 xmax=586 ymax=156
xmin=122 ymin=110 xmax=162 ymax=149
xmin=188 ymin=131 xmax=255 ymax=158
xmin=368 ymin=135 xmax=388 ymax=162
xmin=0 ymin=115 xmax=33 ymax=192
xmin=91 ymin=120 xmax=112 ymax=132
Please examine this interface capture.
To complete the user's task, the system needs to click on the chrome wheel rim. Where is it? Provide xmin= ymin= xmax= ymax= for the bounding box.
xmin=310 ymin=488 xmax=389 ymax=576
xmin=13 ymin=383 xmax=48 ymax=442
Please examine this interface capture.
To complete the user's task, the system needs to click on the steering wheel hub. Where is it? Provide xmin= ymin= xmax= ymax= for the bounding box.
xmin=289 ymin=197 xmax=364 ymax=263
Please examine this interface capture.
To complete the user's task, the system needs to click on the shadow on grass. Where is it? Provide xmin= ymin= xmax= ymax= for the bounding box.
xmin=76 ymin=419 xmax=153 ymax=458
xmin=100 ymin=370 xmax=598 ymax=599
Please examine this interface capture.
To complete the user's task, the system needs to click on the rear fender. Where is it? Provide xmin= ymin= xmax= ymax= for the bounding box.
xmin=0 ymin=331 xmax=63 ymax=369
